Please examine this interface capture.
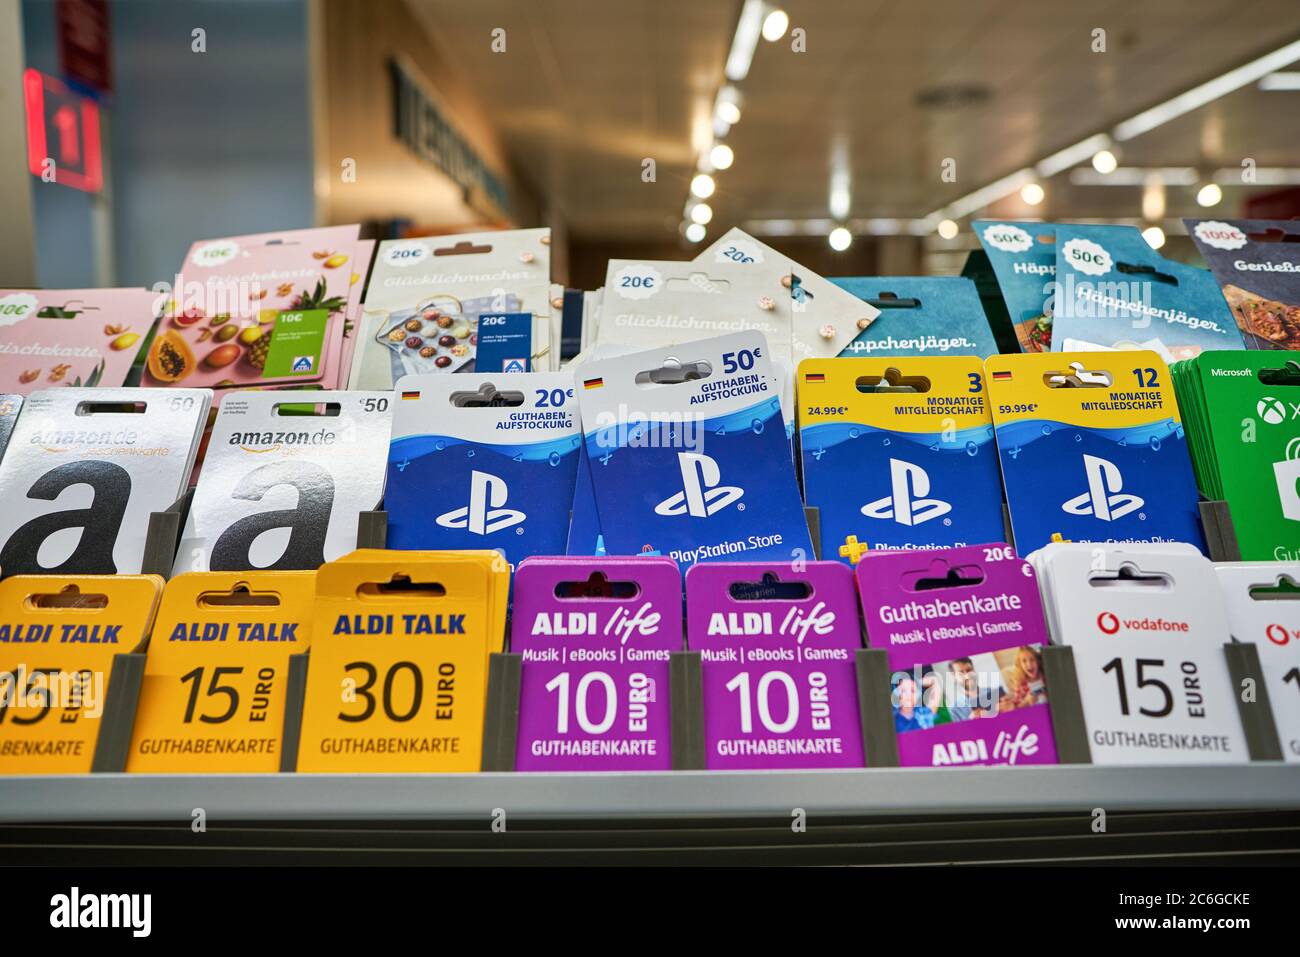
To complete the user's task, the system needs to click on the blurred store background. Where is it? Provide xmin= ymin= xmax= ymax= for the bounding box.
xmin=4 ymin=0 xmax=1300 ymax=298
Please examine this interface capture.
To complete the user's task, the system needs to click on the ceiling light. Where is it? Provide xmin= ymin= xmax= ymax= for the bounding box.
xmin=709 ymin=143 xmax=734 ymax=170
xmin=1036 ymin=134 xmax=1112 ymax=178
xmin=1196 ymin=182 xmax=1223 ymax=207
xmin=725 ymin=0 xmax=765 ymax=81
xmin=1260 ymin=71 xmax=1300 ymax=91
xmin=1142 ymin=226 xmax=1166 ymax=250
xmin=1212 ymin=167 xmax=1300 ymax=185
xmin=828 ymin=226 xmax=852 ymax=251
xmin=1142 ymin=178 xmax=1166 ymax=220
xmin=932 ymin=168 xmax=1035 ymax=221
xmin=1020 ymin=182 xmax=1045 ymax=205
xmin=761 ymin=8 xmax=789 ymax=42
xmin=937 ymin=219 xmax=959 ymax=240
xmin=690 ymin=202 xmax=714 ymax=225
xmin=691 ymin=173 xmax=716 ymax=199
xmin=1113 ymin=37 xmax=1300 ymax=141
xmin=685 ymin=223 xmax=706 ymax=243
xmin=716 ymin=101 xmax=741 ymax=125
xmin=1070 ymin=166 xmax=1198 ymax=187
xmin=1092 ymin=149 xmax=1118 ymax=174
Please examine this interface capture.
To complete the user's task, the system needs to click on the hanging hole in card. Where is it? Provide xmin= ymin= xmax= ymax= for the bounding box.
xmin=1036 ymin=233 xmax=1056 ymax=245
xmin=449 ymin=383 xmax=525 ymax=408
xmin=1116 ymin=261 xmax=1178 ymax=285
xmin=905 ymin=559 xmax=985 ymax=592
xmin=1259 ymin=361 xmax=1300 ymax=387
xmin=75 ymin=400 xmax=147 ymax=415
xmin=198 ymin=583 xmax=281 ymax=607
xmin=665 ymin=272 xmax=729 ymax=295
xmin=866 ymin=291 xmax=922 ymax=309
xmin=554 ymin=571 xmax=641 ymax=600
xmin=434 ymin=240 xmax=493 ymax=257
xmin=1247 ymin=574 xmax=1300 ymax=601
xmin=634 ymin=357 xmax=714 ymax=386
xmin=1245 ymin=226 xmax=1300 ymax=244
xmin=728 ymin=572 xmax=813 ymax=602
xmin=26 ymin=584 xmax=109 ymax=610
xmin=856 ymin=368 xmax=931 ymax=393
xmin=357 ymin=574 xmax=447 ymax=599
xmin=273 ymin=401 xmax=341 ymax=417
xmin=1087 ymin=563 xmax=1172 ymax=589
xmin=1043 ymin=361 xmax=1113 ymax=388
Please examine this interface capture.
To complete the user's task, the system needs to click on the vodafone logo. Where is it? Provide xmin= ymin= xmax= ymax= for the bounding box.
xmin=1095 ymin=612 xmax=1189 ymax=635
xmin=1097 ymin=611 xmax=1120 ymax=635
xmin=1267 ymin=623 xmax=1291 ymax=646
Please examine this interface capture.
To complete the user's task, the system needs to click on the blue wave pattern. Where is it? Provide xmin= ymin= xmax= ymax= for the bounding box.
xmin=583 ymin=398 xmax=810 ymax=564
xmin=386 ymin=433 xmax=581 ymax=562
xmin=995 ymin=417 xmax=1205 ymax=552
xmin=800 ymin=422 xmax=1005 ymax=558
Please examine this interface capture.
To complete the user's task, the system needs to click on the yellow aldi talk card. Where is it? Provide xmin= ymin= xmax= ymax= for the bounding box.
xmin=127 ymin=571 xmax=315 ymax=773
xmin=0 ymin=575 xmax=162 ymax=774
xmin=296 ymin=549 xmax=507 ymax=773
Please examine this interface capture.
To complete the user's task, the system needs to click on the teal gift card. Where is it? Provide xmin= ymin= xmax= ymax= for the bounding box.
xmin=831 ymin=276 xmax=998 ymax=358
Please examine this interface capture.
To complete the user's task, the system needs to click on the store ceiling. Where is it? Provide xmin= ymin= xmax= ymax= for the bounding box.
xmin=411 ymin=0 xmax=1300 ymax=240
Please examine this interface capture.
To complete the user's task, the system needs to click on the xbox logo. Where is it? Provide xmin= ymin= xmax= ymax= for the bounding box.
xmin=1258 ymin=397 xmax=1286 ymax=425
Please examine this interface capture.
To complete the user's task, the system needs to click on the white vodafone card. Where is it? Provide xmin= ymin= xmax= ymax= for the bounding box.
xmin=1031 ymin=543 xmax=1249 ymax=766
xmin=1215 ymin=562 xmax=1300 ymax=764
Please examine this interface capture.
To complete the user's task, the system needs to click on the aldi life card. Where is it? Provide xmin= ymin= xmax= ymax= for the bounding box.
xmin=798 ymin=355 xmax=1005 ymax=562
xmin=856 ymin=544 xmax=1058 ymax=768
xmin=173 ymin=391 xmax=393 ymax=574
xmin=385 ymin=372 xmax=582 ymax=566
xmin=0 ymin=388 xmax=210 ymax=576
xmin=576 ymin=332 xmax=811 ymax=566
xmin=986 ymin=351 xmax=1205 ymax=554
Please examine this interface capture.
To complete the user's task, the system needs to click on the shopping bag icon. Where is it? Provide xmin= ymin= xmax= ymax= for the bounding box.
xmin=1275 ymin=438 xmax=1300 ymax=522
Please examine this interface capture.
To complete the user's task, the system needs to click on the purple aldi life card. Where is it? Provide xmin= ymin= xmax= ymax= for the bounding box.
xmin=855 ymin=544 xmax=1058 ymax=769
xmin=685 ymin=561 xmax=865 ymax=770
xmin=511 ymin=556 xmax=682 ymax=771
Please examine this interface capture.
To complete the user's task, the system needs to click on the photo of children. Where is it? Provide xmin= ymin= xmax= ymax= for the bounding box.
xmin=891 ymin=645 xmax=1049 ymax=733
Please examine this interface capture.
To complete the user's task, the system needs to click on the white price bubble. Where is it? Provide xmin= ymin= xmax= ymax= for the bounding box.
xmin=382 ymin=242 xmax=430 ymax=268
xmin=981 ymin=224 xmax=1033 ymax=254
xmin=190 ymin=240 xmax=241 ymax=268
xmin=714 ymin=238 xmax=764 ymax=266
xmin=614 ymin=264 xmax=662 ymax=300
xmin=1062 ymin=237 xmax=1112 ymax=277
xmin=0 ymin=293 xmax=39 ymax=328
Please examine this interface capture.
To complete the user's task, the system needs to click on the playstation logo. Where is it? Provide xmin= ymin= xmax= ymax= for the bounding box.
xmin=861 ymin=458 xmax=952 ymax=526
xmin=435 ymin=470 xmax=525 ymax=534
xmin=654 ymin=452 xmax=743 ymax=518
xmin=1062 ymin=454 xmax=1144 ymax=521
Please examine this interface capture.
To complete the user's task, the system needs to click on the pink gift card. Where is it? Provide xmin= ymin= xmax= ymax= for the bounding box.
xmin=856 ymin=544 xmax=1058 ymax=768
xmin=511 ymin=557 xmax=683 ymax=771
xmin=147 ymin=225 xmax=362 ymax=389
xmin=685 ymin=561 xmax=865 ymax=770
xmin=0 ymin=288 xmax=158 ymax=395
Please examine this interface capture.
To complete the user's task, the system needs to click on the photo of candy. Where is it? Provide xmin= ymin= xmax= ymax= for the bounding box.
xmin=423 ymin=309 xmax=441 ymax=322
xmin=387 ymin=328 xmax=406 ymax=342
xmin=438 ymin=335 xmax=454 ymax=347
xmin=419 ymin=346 xmax=436 ymax=358
xmin=435 ymin=355 xmax=452 ymax=368
xmin=436 ymin=315 xmax=453 ymax=328
xmin=404 ymin=319 xmax=423 ymax=332
xmin=405 ymin=336 xmax=423 ymax=349
xmin=452 ymin=323 xmax=470 ymax=339
xmin=451 ymin=345 xmax=468 ymax=357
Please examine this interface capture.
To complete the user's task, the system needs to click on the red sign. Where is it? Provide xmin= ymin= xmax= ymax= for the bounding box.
xmin=23 ymin=68 xmax=103 ymax=193
xmin=57 ymin=0 xmax=113 ymax=95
